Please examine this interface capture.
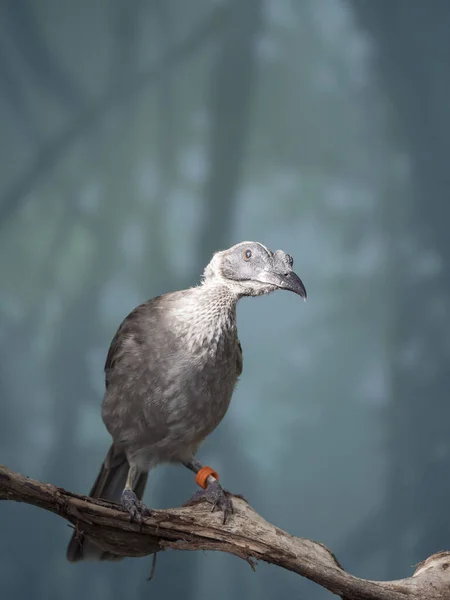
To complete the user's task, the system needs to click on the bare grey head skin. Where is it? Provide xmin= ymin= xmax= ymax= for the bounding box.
xmin=67 ymin=241 xmax=306 ymax=562
xmin=202 ymin=241 xmax=307 ymax=300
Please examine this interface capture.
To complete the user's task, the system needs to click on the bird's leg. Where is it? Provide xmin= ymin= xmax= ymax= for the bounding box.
xmin=182 ymin=459 xmax=233 ymax=524
xmin=121 ymin=464 xmax=149 ymax=523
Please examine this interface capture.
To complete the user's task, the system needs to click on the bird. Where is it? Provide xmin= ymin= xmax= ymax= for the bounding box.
xmin=67 ymin=241 xmax=306 ymax=561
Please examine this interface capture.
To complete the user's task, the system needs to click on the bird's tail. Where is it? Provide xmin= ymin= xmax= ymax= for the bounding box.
xmin=66 ymin=444 xmax=148 ymax=562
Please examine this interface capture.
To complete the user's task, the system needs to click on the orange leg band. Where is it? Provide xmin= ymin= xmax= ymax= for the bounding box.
xmin=195 ymin=466 xmax=219 ymax=489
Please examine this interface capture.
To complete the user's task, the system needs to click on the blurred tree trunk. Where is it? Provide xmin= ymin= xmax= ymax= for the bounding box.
xmin=195 ymin=0 xmax=262 ymax=259
xmin=5 ymin=0 xmax=84 ymax=111
xmin=155 ymin=2 xmax=263 ymax=598
xmin=39 ymin=3 xmax=145 ymax=599
xmin=351 ymin=0 xmax=450 ymax=577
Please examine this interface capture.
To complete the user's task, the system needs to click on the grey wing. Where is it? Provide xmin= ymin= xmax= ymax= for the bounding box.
xmin=104 ymin=299 xmax=155 ymax=387
xmin=101 ymin=298 xmax=170 ymax=446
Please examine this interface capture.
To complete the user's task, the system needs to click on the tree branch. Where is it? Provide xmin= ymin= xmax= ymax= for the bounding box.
xmin=1 ymin=465 xmax=449 ymax=599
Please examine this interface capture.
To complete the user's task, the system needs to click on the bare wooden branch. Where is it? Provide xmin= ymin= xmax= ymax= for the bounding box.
xmin=1 ymin=464 xmax=449 ymax=599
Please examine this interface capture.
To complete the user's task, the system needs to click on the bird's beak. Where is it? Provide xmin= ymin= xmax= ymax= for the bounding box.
xmin=258 ymin=269 xmax=307 ymax=299
xmin=279 ymin=270 xmax=307 ymax=299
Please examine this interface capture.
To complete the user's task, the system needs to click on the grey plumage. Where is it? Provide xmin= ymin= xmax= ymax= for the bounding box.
xmin=68 ymin=446 xmax=148 ymax=561
xmin=67 ymin=241 xmax=306 ymax=562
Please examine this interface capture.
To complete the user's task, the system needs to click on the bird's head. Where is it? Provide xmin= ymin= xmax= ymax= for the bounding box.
xmin=203 ymin=241 xmax=307 ymax=299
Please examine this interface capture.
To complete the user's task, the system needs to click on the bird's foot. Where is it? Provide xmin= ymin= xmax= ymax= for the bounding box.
xmin=121 ymin=489 xmax=150 ymax=523
xmin=184 ymin=480 xmax=234 ymax=524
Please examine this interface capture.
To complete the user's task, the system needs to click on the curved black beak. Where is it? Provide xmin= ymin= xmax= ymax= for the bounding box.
xmin=257 ymin=269 xmax=307 ymax=299
xmin=280 ymin=271 xmax=307 ymax=299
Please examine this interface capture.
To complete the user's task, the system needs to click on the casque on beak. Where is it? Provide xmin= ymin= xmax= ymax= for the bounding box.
xmin=260 ymin=249 xmax=307 ymax=299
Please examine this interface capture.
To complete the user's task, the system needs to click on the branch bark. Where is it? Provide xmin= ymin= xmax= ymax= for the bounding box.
xmin=1 ymin=465 xmax=449 ymax=599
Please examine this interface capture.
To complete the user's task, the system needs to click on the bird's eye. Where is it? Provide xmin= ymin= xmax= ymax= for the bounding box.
xmin=243 ymin=249 xmax=252 ymax=261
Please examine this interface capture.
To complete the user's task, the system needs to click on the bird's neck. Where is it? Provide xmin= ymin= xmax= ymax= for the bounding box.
xmin=194 ymin=281 xmax=238 ymax=331
xmin=171 ymin=281 xmax=239 ymax=350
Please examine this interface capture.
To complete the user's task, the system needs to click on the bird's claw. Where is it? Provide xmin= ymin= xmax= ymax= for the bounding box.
xmin=121 ymin=489 xmax=151 ymax=524
xmin=184 ymin=480 xmax=234 ymax=524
